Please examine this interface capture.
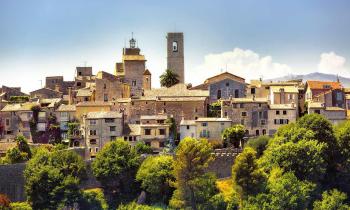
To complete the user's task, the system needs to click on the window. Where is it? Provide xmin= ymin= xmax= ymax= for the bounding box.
xmin=258 ymin=103 xmax=262 ymax=107
xmin=84 ymin=97 xmax=89 ymax=101
xmin=90 ymin=139 xmax=97 ymax=144
xmin=163 ymin=108 xmax=166 ymax=113
xmin=132 ymin=80 xmax=137 ymax=86
xmin=78 ymin=71 xmax=82 ymax=76
xmin=232 ymin=104 xmax=237 ymax=108
xmin=90 ymin=120 xmax=96 ymax=125
xmin=5 ymin=119 xmax=9 ymax=126
xmin=276 ymin=110 xmax=280 ymax=115
xmin=256 ymin=130 xmax=260 ymax=136
xmin=240 ymin=103 xmax=244 ymax=108
xmin=224 ymin=111 xmax=228 ymax=117
xmin=60 ymin=112 xmax=68 ymax=118
xmin=202 ymin=122 xmax=208 ymax=127
xmin=77 ymin=82 xmax=81 ymax=87
xmin=241 ymin=112 xmax=247 ymax=117
xmin=234 ymin=89 xmax=239 ymax=98
xmin=104 ymin=94 xmax=108 ymax=102
xmin=315 ymin=110 xmax=321 ymax=114
xmin=159 ymin=129 xmax=166 ymax=135
xmin=259 ymin=112 xmax=262 ymax=118
xmin=110 ymin=136 xmax=116 ymax=141
xmin=217 ymin=89 xmax=222 ymax=99
xmin=105 ymin=118 xmax=115 ymax=123
xmin=251 ymin=88 xmax=256 ymax=94
xmin=226 ymin=82 xmax=229 ymax=87
xmin=280 ymin=119 xmax=284 ymax=124
xmin=172 ymin=41 xmax=178 ymax=52
xmin=145 ymin=129 xmax=151 ymax=135
xmin=89 ymin=130 xmax=97 ymax=135
xmin=194 ymin=108 xmax=198 ymax=113
xmin=274 ymin=119 xmax=279 ymax=125
xmin=95 ymin=148 xmax=99 ymax=153
xmin=262 ymin=129 xmax=266 ymax=135
xmin=110 ymin=126 xmax=116 ymax=132
xmin=261 ymin=119 xmax=266 ymax=125
xmin=241 ymin=119 xmax=245 ymax=125
xmin=337 ymin=92 xmax=343 ymax=100
xmin=283 ymin=110 xmax=287 ymax=115
xmin=186 ymin=125 xmax=190 ymax=130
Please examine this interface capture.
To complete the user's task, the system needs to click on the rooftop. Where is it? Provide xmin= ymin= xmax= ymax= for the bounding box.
xmin=180 ymin=120 xmax=196 ymax=125
xmin=196 ymin=117 xmax=232 ymax=122
xmin=306 ymin=80 xmax=342 ymax=90
xmin=144 ymin=83 xmax=209 ymax=98
xmin=270 ymin=86 xmax=299 ymax=93
xmin=140 ymin=115 xmax=168 ymax=120
xmin=123 ymin=124 xmax=141 ymax=136
xmin=76 ymin=87 xmax=94 ymax=97
xmin=86 ymin=111 xmax=122 ymax=119
xmin=1 ymin=102 xmax=38 ymax=112
xmin=269 ymin=104 xmax=296 ymax=110
xmin=76 ymin=101 xmax=112 ymax=107
xmin=56 ymin=104 xmax=76 ymax=112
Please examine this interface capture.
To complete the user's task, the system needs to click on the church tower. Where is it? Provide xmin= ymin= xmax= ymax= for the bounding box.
xmin=167 ymin=32 xmax=184 ymax=83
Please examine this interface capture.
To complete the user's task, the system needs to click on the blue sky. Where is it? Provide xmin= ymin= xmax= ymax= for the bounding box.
xmin=1 ymin=0 xmax=350 ymax=92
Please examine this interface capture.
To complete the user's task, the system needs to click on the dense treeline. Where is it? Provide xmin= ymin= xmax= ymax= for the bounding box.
xmin=1 ymin=113 xmax=350 ymax=209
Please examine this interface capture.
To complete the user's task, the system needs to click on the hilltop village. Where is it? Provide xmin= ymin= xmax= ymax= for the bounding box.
xmin=0 ymin=32 xmax=349 ymax=158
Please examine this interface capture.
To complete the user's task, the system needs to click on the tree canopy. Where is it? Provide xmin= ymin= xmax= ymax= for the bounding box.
xmin=159 ymin=69 xmax=180 ymax=88
xmin=222 ymin=124 xmax=245 ymax=148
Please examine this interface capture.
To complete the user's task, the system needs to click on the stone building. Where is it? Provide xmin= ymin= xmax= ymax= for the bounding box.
xmin=305 ymin=80 xmax=344 ymax=107
xmin=142 ymin=69 xmax=152 ymax=91
xmin=45 ymin=76 xmax=75 ymax=95
xmin=139 ymin=115 xmax=170 ymax=151
xmin=0 ymin=86 xmax=28 ymax=101
xmin=30 ymin=87 xmax=62 ymax=99
xmin=221 ymin=98 xmax=269 ymax=137
xmin=75 ymin=101 xmax=112 ymax=121
xmin=307 ymin=102 xmax=346 ymax=124
xmin=267 ymin=104 xmax=297 ymax=135
xmin=114 ymin=84 xmax=209 ymax=127
xmin=0 ymin=102 xmax=38 ymax=141
xmin=167 ymin=32 xmax=184 ymax=83
xmin=180 ymin=117 xmax=232 ymax=141
xmin=55 ymin=104 xmax=77 ymax=140
xmin=192 ymin=72 xmax=247 ymax=103
xmin=115 ymin=37 xmax=147 ymax=97
xmin=75 ymin=67 xmax=95 ymax=89
xmin=83 ymin=111 xmax=123 ymax=159
xmin=94 ymin=71 xmax=130 ymax=102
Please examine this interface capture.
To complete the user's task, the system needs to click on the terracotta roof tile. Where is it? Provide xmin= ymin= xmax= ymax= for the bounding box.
xmin=306 ymin=80 xmax=342 ymax=90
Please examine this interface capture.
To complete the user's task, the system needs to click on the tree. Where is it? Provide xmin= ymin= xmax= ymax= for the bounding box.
xmin=92 ymin=139 xmax=140 ymax=208
xmin=244 ymin=168 xmax=316 ymax=210
xmin=24 ymin=147 xmax=86 ymax=210
xmin=159 ymin=69 xmax=180 ymax=88
xmin=169 ymin=138 xmax=217 ymax=210
xmin=3 ymin=135 xmax=32 ymax=164
xmin=134 ymin=141 xmax=153 ymax=154
xmin=259 ymin=139 xmax=327 ymax=182
xmin=117 ymin=202 xmax=163 ymax=210
xmin=313 ymin=189 xmax=350 ymax=210
xmin=0 ymin=193 xmax=10 ymax=209
xmin=136 ymin=155 xmax=175 ymax=203
xmin=232 ymin=147 xmax=266 ymax=203
xmin=222 ymin=124 xmax=245 ymax=148
xmin=79 ymin=188 xmax=108 ymax=210
xmin=245 ymin=135 xmax=270 ymax=158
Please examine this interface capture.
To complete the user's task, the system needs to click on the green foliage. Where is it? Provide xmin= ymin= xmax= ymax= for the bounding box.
xmin=9 ymin=202 xmax=32 ymax=210
xmin=222 ymin=124 xmax=245 ymax=148
xmin=79 ymin=188 xmax=108 ymax=210
xmin=9 ymin=95 xmax=29 ymax=103
xmin=259 ymin=139 xmax=327 ymax=182
xmin=24 ymin=148 xmax=86 ymax=210
xmin=134 ymin=141 xmax=153 ymax=154
xmin=313 ymin=189 xmax=350 ymax=210
xmin=169 ymin=137 xmax=218 ymax=210
xmin=92 ymin=139 xmax=140 ymax=208
xmin=165 ymin=117 xmax=177 ymax=141
xmin=0 ymin=193 xmax=10 ymax=209
xmin=117 ymin=202 xmax=163 ymax=210
xmin=159 ymin=69 xmax=180 ymax=88
xmin=67 ymin=122 xmax=80 ymax=136
xmin=232 ymin=147 xmax=266 ymax=201
xmin=335 ymin=121 xmax=350 ymax=168
xmin=3 ymin=135 xmax=32 ymax=164
xmin=245 ymin=135 xmax=270 ymax=157
xmin=136 ymin=155 xmax=175 ymax=203
xmin=208 ymin=101 xmax=222 ymax=118
xmin=244 ymin=168 xmax=316 ymax=210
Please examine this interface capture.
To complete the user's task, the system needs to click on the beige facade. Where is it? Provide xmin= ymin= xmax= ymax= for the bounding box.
xmin=75 ymin=101 xmax=112 ymax=121
xmin=195 ymin=118 xmax=232 ymax=141
xmin=138 ymin=115 xmax=169 ymax=151
xmin=83 ymin=111 xmax=123 ymax=159
xmin=308 ymin=102 xmax=346 ymax=124
xmin=268 ymin=104 xmax=297 ymax=135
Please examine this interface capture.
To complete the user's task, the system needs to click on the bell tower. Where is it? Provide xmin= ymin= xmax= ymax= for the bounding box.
xmin=167 ymin=32 xmax=184 ymax=83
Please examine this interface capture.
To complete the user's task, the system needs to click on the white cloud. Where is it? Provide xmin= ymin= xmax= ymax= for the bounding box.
xmin=318 ymin=52 xmax=349 ymax=77
xmin=190 ymin=48 xmax=293 ymax=85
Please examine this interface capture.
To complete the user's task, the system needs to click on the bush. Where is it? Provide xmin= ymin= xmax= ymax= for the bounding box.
xmin=79 ymin=188 xmax=108 ymax=210
xmin=245 ymin=136 xmax=270 ymax=157
xmin=0 ymin=193 xmax=10 ymax=208
xmin=9 ymin=202 xmax=32 ymax=210
xmin=134 ymin=141 xmax=153 ymax=154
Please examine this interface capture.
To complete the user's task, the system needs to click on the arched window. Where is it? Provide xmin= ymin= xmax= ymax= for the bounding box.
xmin=262 ymin=129 xmax=266 ymax=135
xmin=217 ymin=89 xmax=222 ymax=99
xmin=256 ymin=130 xmax=260 ymax=136
xmin=173 ymin=41 xmax=178 ymax=52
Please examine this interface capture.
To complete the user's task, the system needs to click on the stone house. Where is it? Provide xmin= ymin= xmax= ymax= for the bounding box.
xmin=30 ymin=87 xmax=62 ymax=99
xmin=123 ymin=124 xmax=141 ymax=144
xmin=221 ymin=98 xmax=269 ymax=137
xmin=307 ymin=102 xmax=346 ymax=124
xmin=0 ymin=86 xmax=28 ymax=102
xmin=139 ymin=115 xmax=170 ymax=151
xmin=0 ymin=102 xmax=38 ymax=141
xmin=180 ymin=117 xmax=232 ymax=141
xmin=45 ymin=76 xmax=75 ymax=95
xmin=82 ymin=111 xmax=123 ymax=159
xmin=75 ymin=101 xmax=112 ymax=121
xmin=75 ymin=67 xmax=95 ymax=89
xmin=191 ymin=72 xmax=247 ymax=103
xmin=76 ymin=87 xmax=95 ymax=103
xmin=267 ymin=104 xmax=297 ymax=135
xmin=305 ymin=80 xmax=344 ymax=107
xmin=114 ymin=84 xmax=209 ymax=127
xmin=55 ymin=104 xmax=77 ymax=140
xmin=94 ymin=71 xmax=130 ymax=102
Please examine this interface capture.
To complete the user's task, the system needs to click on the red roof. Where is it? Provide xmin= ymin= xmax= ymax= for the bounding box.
xmin=306 ymin=80 xmax=342 ymax=90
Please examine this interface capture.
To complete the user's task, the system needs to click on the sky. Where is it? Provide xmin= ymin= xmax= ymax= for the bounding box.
xmin=0 ymin=0 xmax=350 ymax=93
